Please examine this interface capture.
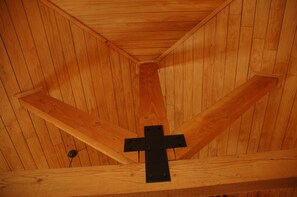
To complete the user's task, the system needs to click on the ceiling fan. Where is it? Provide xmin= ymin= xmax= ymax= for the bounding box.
xmin=18 ymin=62 xmax=278 ymax=182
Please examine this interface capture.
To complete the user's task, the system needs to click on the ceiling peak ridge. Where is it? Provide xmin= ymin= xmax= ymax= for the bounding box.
xmin=155 ymin=0 xmax=234 ymax=62
xmin=41 ymin=0 xmax=233 ymax=64
xmin=40 ymin=0 xmax=139 ymax=63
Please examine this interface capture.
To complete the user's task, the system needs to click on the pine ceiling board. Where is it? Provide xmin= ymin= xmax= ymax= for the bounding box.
xmin=106 ymin=31 xmax=187 ymax=41
xmin=40 ymin=4 xmax=87 ymax=168
xmin=117 ymin=40 xmax=178 ymax=49
xmin=134 ymin=55 xmax=160 ymax=61
xmin=158 ymin=0 xmax=297 ymax=159
xmin=47 ymin=0 xmax=227 ymax=61
xmin=50 ymin=0 xmax=225 ymax=14
xmin=0 ymin=150 xmax=10 ymax=172
xmin=92 ymin=22 xmax=198 ymax=33
xmin=74 ymin=12 xmax=211 ymax=24
xmin=125 ymin=48 xmax=169 ymax=56
xmin=0 ymin=0 xmax=140 ymax=170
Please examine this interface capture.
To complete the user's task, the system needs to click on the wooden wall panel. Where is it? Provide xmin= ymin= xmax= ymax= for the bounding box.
xmin=158 ymin=0 xmax=297 ymax=161
xmin=0 ymin=0 xmax=139 ymax=171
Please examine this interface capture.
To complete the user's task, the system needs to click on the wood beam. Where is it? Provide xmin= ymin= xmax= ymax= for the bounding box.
xmin=139 ymin=63 xmax=169 ymax=135
xmin=18 ymin=91 xmax=138 ymax=164
xmin=139 ymin=63 xmax=174 ymax=159
xmin=174 ymin=75 xmax=278 ymax=159
xmin=1 ymin=149 xmax=296 ymax=196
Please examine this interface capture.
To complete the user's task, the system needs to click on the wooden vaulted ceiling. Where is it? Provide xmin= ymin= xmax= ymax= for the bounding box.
xmin=45 ymin=0 xmax=228 ymax=62
xmin=0 ymin=0 xmax=297 ymax=196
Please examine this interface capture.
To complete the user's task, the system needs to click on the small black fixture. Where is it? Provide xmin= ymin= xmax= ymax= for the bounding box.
xmin=67 ymin=149 xmax=78 ymax=167
xmin=124 ymin=125 xmax=187 ymax=183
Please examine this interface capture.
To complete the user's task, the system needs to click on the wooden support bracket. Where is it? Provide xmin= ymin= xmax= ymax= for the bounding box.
xmin=18 ymin=90 xmax=138 ymax=164
xmin=174 ymin=75 xmax=278 ymax=159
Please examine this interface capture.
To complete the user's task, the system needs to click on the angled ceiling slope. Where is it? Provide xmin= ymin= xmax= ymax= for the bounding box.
xmin=43 ymin=0 xmax=230 ymax=62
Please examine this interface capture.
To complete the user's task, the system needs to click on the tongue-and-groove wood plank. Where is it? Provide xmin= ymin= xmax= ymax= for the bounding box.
xmin=45 ymin=0 xmax=227 ymax=61
xmin=0 ymin=0 xmax=140 ymax=169
xmin=158 ymin=0 xmax=297 ymax=160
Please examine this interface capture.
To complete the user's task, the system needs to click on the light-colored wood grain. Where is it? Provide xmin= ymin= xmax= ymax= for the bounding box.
xmin=282 ymin=92 xmax=297 ymax=150
xmin=120 ymin=56 xmax=138 ymax=132
xmin=36 ymin=6 xmax=72 ymax=168
xmin=139 ymin=63 xmax=175 ymax=159
xmin=192 ymin=28 xmax=204 ymax=117
xmin=0 ymin=81 xmax=36 ymax=170
xmin=0 ymin=116 xmax=24 ymax=171
xmin=174 ymin=75 xmax=278 ymax=159
xmin=259 ymin=0 xmax=297 ymax=152
xmin=70 ymin=21 xmax=104 ymax=166
xmin=22 ymin=0 xmax=71 ymax=168
xmin=56 ymin=12 xmax=103 ymax=167
xmin=264 ymin=0 xmax=287 ymax=50
xmin=200 ymin=17 xmax=216 ymax=158
xmin=109 ymin=49 xmax=129 ymax=130
xmin=19 ymin=91 xmax=138 ymax=164
xmin=247 ymin=95 xmax=269 ymax=153
xmin=40 ymin=5 xmax=85 ymax=168
xmin=0 ymin=0 xmax=49 ymax=170
xmin=183 ymin=37 xmax=194 ymax=123
xmin=50 ymin=0 xmax=225 ymax=14
xmin=1 ymin=149 xmax=297 ymax=196
xmin=221 ymin=7 xmax=241 ymax=156
xmin=72 ymin=35 xmax=102 ymax=161
xmin=154 ymin=5 xmax=296 ymax=197
xmin=253 ymin=0 xmax=271 ymax=39
xmin=163 ymin=54 xmax=175 ymax=133
xmin=282 ymin=31 xmax=297 ymax=150
xmin=158 ymin=60 xmax=166 ymax=106
xmin=0 ymin=150 xmax=10 ymax=172
xmin=97 ymin=41 xmax=120 ymax=126
xmin=80 ymin=13 xmax=208 ymax=24
xmin=173 ymin=46 xmax=184 ymax=129
xmin=157 ymin=0 xmax=233 ymax=62
xmin=92 ymin=22 xmax=197 ymax=33
xmin=40 ymin=0 xmax=139 ymax=63
xmin=84 ymin=34 xmax=108 ymax=121
xmin=157 ymin=0 xmax=296 ymax=162
xmin=270 ymin=75 xmax=297 ymax=150
xmin=241 ymin=0 xmax=256 ymax=27
xmin=211 ymin=7 xmax=228 ymax=157
xmin=202 ymin=17 xmax=216 ymax=110
xmin=228 ymin=25 xmax=254 ymax=155
xmin=0 ymin=0 xmax=140 ymax=169
xmin=45 ymin=0 xmax=228 ymax=61
xmin=229 ymin=0 xmax=242 ymax=15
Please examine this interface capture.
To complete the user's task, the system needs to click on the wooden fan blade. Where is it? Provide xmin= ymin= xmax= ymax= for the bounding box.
xmin=173 ymin=75 xmax=278 ymax=159
xmin=18 ymin=91 xmax=138 ymax=164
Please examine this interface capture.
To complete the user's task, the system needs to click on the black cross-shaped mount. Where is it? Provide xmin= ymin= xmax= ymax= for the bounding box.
xmin=124 ymin=125 xmax=187 ymax=183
